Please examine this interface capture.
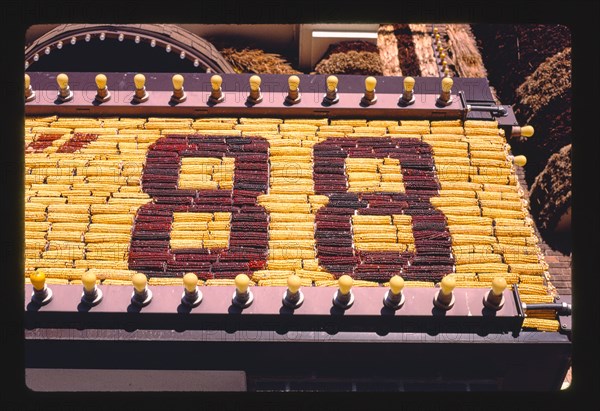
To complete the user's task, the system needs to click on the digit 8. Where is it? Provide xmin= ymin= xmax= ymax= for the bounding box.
xmin=128 ymin=135 xmax=270 ymax=280
xmin=313 ymin=137 xmax=454 ymax=282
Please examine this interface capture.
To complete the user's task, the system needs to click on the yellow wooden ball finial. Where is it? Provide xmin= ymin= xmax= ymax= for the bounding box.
xmin=287 ymin=274 xmax=302 ymax=294
xmin=440 ymin=276 xmax=456 ymax=296
xmin=338 ymin=275 xmax=353 ymax=295
xmin=288 ymin=75 xmax=300 ymax=91
xmin=249 ymin=75 xmax=261 ymax=91
xmin=389 ymin=275 xmax=405 ymax=295
xmin=132 ymin=273 xmax=147 ymax=293
xmin=30 ymin=271 xmax=46 ymax=291
xmin=172 ymin=74 xmax=184 ymax=91
xmin=183 ymin=273 xmax=198 ymax=293
xmin=514 ymin=155 xmax=527 ymax=167
xmin=365 ymin=76 xmax=377 ymax=92
xmin=491 ymin=277 xmax=507 ymax=296
xmin=133 ymin=73 xmax=146 ymax=90
xmin=210 ymin=74 xmax=222 ymax=90
xmin=82 ymin=271 xmax=97 ymax=293
xmin=56 ymin=73 xmax=69 ymax=89
xmin=25 ymin=73 xmax=31 ymax=89
xmin=404 ymin=76 xmax=415 ymax=92
xmin=521 ymin=125 xmax=535 ymax=138
xmin=327 ymin=75 xmax=338 ymax=91
xmin=441 ymin=77 xmax=453 ymax=93
xmin=95 ymin=74 xmax=107 ymax=89
xmin=235 ymin=274 xmax=250 ymax=294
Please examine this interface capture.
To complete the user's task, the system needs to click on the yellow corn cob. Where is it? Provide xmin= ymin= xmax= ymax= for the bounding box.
xmin=46 ymin=204 xmax=90 ymax=214
xmin=42 ymin=249 xmax=86 ymax=260
xmin=301 ymin=259 xmax=322 ymax=270
xmin=518 ymin=284 xmax=549 ymax=295
xmin=314 ymin=280 xmax=379 ymax=287
xmin=25 ymin=231 xmax=47 ymax=239
xmin=25 ymin=258 xmax=73 ymax=268
xmin=293 ymin=269 xmax=334 ymax=281
xmin=496 ymin=236 xmax=539 ymax=246
xmin=87 ymin=224 xmax=132 ymax=234
xmin=470 ymin=175 xmax=510 ymax=185
xmin=449 ymin=225 xmax=493 ymax=236
xmin=204 ymin=279 xmax=257 ymax=286
xmin=352 ymin=215 xmax=391 ymax=225
xmin=443 ymin=216 xmax=491 ymax=227
xmin=46 ymin=230 xmax=84 ymax=242
xmin=240 ymin=117 xmax=283 ymax=124
xmin=25 ymin=211 xmax=47 ymax=222
xmin=330 ymin=119 xmax=367 ymax=126
xmin=435 ymin=165 xmax=477 ymax=176
xmin=470 ymin=158 xmax=510 ymax=168
xmin=260 ymin=202 xmax=312 ymax=214
xmin=464 ymin=120 xmax=498 ymax=129
xmin=194 ymin=117 xmax=238 ymax=123
xmin=476 ymin=191 xmax=520 ymax=201
xmin=85 ymin=268 xmax=137 ymax=280
xmin=520 ymin=294 xmax=554 ymax=304
xmin=446 ymin=273 xmax=478 ymax=282
xmin=354 ymin=233 xmax=398 ymax=242
xmin=267 ymin=259 xmax=303 ymax=270
xmin=75 ymin=260 xmax=130 ymax=270
xmin=353 ymin=126 xmax=386 ymax=135
xmin=439 ymin=182 xmax=482 ymax=192
xmin=482 ymin=183 xmax=519 ymax=193
xmin=481 ymin=208 xmax=526 ymax=219
xmin=492 ymin=244 xmax=540 ymax=255
xmin=464 ymin=128 xmax=501 ymax=136
xmin=47 ymin=241 xmax=85 ymax=251
xmin=269 ymin=213 xmax=315 ymax=223
xmin=449 ymin=280 xmax=486 ymax=288
xmin=502 ymin=253 xmax=541 ymax=264
xmin=91 ymin=214 xmax=134 ymax=224
xmin=432 ymin=148 xmax=470 ymax=158
xmin=46 ymin=213 xmax=89 ymax=223
xmin=477 ymin=273 xmax=519 ymax=284
xmin=436 ymin=206 xmax=482 ymax=216
xmin=258 ymin=278 xmax=313 ymax=287
xmin=353 ymin=225 xmax=396 ymax=234
xmin=509 ymin=263 xmax=547 ymax=275
xmin=25 ymin=221 xmax=51 ymax=231
xmin=479 ymin=200 xmax=525 ymax=211
xmin=522 ymin=318 xmax=559 ymax=332
xmin=452 ymin=244 xmax=493 ymax=255
xmin=25 ymin=239 xmax=47 ymax=250
xmin=191 ymin=122 xmax=236 ymax=130
xmin=403 ymin=281 xmax=436 ymax=288
xmin=149 ymin=278 xmax=195 ymax=286
xmin=430 ymin=197 xmax=479 ymax=207
xmin=355 ymin=243 xmax=406 ymax=252
xmin=269 ymin=230 xmax=314 ymax=240
xmin=84 ymin=232 xmax=131 ymax=243
xmin=518 ymin=275 xmax=545 ymax=284
xmin=269 ymin=249 xmax=316 ymax=260
xmin=494 ymin=217 xmax=531 ymax=227
xmin=368 ymin=120 xmax=399 ymax=127
xmin=268 ymin=240 xmax=315 ymax=250
xmin=430 ymin=119 xmax=462 ymax=127
xmin=454 ymin=253 xmax=502 ymax=264
xmin=101 ymin=279 xmax=134 ymax=285
xmin=251 ymin=270 xmax=296 ymax=281
xmin=454 ymin=263 xmax=508 ymax=273
xmin=494 ymin=226 xmax=534 ymax=237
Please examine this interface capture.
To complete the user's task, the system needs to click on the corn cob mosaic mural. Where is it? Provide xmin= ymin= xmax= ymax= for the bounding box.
xmin=24 ymin=116 xmax=555 ymax=329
